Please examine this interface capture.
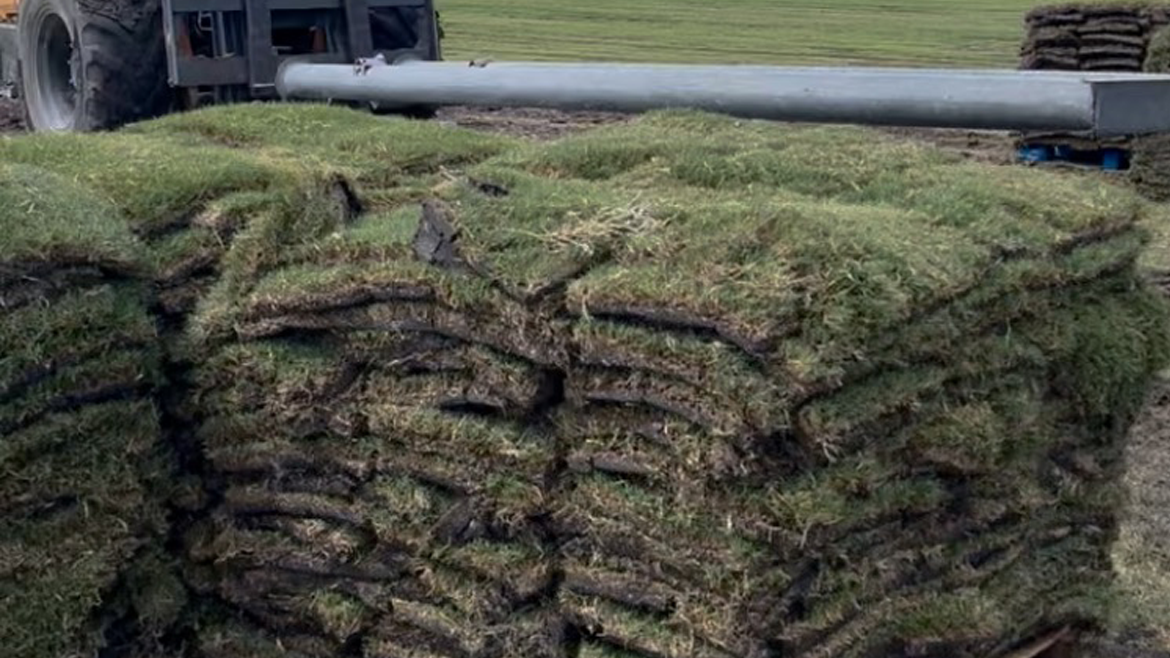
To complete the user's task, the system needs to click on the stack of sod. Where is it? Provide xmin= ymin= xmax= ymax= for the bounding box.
xmin=524 ymin=113 xmax=1168 ymax=658
xmin=0 ymin=104 xmax=511 ymax=333
xmin=0 ymin=118 xmax=328 ymax=329
xmin=0 ymin=108 xmax=515 ymax=527
xmin=80 ymin=106 xmax=546 ymax=657
xmin=171 ymin=107 xmax=1167 ymax=658
xmin=184 ymin=339 xmax=561 ymax=657
xmin=0 ymin=163 xmax=180 ymax=658
xmin=1019 ymin=3 xmax=1170 ymax=154
xmin=1021 ymin=2 xmax=1170 ymax=71
xmin=0 ymin=105 xmax=507 ymax=657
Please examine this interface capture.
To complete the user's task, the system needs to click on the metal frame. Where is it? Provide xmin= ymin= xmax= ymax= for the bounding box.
xmin=161 ymin=0 xmax=438 ymax=98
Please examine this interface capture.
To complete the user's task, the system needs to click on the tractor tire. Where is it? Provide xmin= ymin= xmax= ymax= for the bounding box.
xmin=370 ymin=7 xmax=428 ymax=53
xmin=18 ymin=0 xmax=169 ymax=131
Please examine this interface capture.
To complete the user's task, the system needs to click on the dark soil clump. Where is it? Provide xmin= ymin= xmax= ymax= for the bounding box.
xmin=0 ymin=98 xmax=23 ymax=133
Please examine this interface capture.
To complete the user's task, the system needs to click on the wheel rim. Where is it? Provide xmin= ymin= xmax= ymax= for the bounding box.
xmin=31 ymin=12 xmax=78 ymax=130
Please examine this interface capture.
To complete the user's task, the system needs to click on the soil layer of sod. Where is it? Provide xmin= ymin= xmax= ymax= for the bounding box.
xmin=1 ymin=104 xmax=1167 ymax=658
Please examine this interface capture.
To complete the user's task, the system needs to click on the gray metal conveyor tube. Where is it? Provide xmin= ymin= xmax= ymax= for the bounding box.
xmin=274 ymin=59 xmax=1170 ymax=136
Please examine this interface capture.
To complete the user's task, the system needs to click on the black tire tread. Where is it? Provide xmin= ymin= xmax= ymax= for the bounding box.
xmin=370 ymin=7 xmax=422 ymax=52
xmin=75 ymin=0 xmax=170 ymax=130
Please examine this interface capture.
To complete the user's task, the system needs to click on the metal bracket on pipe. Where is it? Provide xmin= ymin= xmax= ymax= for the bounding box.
xmin=354 ymin=53 xmax=388 ymax=76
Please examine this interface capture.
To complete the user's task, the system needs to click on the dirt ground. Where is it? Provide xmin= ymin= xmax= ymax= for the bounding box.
xmin=435 ymin=105 xmax=629 ymax=139
xmin=2 ymin=97 xmax=1166 ymax=654
xmin=1099 ymin=374 xmax=1170 ymax=656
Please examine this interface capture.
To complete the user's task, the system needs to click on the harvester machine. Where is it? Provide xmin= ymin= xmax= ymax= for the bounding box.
xmin=0 ymin=0 xmax=440 ymax=131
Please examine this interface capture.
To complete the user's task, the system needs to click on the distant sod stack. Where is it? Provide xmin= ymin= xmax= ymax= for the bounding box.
xmin=0 ymin=164 xmax=179 ymax=658
xmin=1021 ymin=2 xmax=1170 ymax=71
xmin=1018 ymin=3 xmax=1170 ymax=155
xmin=132 ymin=107 xmax=1164 ymax=657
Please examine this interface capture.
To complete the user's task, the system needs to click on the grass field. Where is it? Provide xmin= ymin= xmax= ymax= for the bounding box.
xmin=437 ymin=0 xmax=1042 ymax=67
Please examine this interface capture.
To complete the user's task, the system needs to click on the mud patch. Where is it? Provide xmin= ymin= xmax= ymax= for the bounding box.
xmin=436 ymin=106 xmax=630 ymax=140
